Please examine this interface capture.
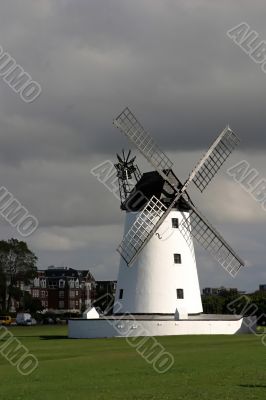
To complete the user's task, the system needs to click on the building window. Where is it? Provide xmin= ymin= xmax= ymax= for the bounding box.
xmin=59 ymin=279 xmax=65 ymax=289
xmin=41 ymin=290 xmax=46 ymax=298
xmin=176 ymin=289 xmax=184 ymax=299
xmin=174 ymin=253 xmax=181 ymax=264
xmin=172 ymin=218 xmax=179 ymax=228
xmin=48 ymin=280 xmax=57 ymax=288
xmin=70 ymin=300 xmax=75 ymax=309
xmin=75 ymin=290 xmax=79 ymax=296
xmin=32 ymin=289 xmax=39 ymax=298
xmin=69 ymin=290 xmax=75 ymax=299
xmin=69 ymin=279 xmax=74 ymax=288
xmin=40 ymin=279 xmax=46 ymax=288
xmin=59 ymin=301 xmax=64 ymax=309
xmin=33 ymin=278 xmax=40 ymax=287
xmin=119 ymin=289 xmax=124 ymax=300
xmin=59 ymin=291 xmax=64 ymax=298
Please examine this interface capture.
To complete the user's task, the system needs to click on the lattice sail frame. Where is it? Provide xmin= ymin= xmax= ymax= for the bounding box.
xmin=114 ymin=108 xmax=173 ymax=184
xmin=189 ymin=127 xmax=240 ymax=192
xmin=178 ymin=214 xmax=196 ymax=261
xmin=118 ymin=195 xmax=167 ymax=265
xmin=181 ymin=205 xmax=244 ymax=277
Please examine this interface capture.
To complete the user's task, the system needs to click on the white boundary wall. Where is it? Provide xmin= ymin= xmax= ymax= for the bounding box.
xmin=68 ymin=317 xmax=255 ymax=338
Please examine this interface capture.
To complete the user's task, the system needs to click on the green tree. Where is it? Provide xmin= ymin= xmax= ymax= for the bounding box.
xmin=250 ymin=291 xmax=266 ymax=325
xmin=23 ymin=292 xmax=43 ymax=314
xmin=202 ymin=295 xmax=225 ymax=314
xmin=0 ymin=238 xmax=37 ymax=312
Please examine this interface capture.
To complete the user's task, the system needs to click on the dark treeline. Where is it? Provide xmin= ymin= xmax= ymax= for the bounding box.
xmin=202 ymin=288 xmax=266 ymax=325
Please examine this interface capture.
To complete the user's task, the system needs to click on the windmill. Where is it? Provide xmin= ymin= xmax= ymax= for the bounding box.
xmin=68 ymin=108 xmax=255 ymax=338
xmin=112 ymin=107 xmax=244 ymax=317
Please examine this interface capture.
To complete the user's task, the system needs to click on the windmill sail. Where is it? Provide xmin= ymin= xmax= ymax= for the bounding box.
xmin=114 ymin=108 xmax=174 ymax=185
xmin=117 ymin=173 xmax=189 ymax=265
xmin=181 ymin=204 xmax=244 ymax=277
xmin=117 ymin=195 xmax=167 ymax=265
xmin=189 ymin=126 xmax=240 ymax=192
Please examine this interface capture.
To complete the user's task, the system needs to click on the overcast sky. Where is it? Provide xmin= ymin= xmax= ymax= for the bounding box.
xmin=0 ymin=0 xmax=266 ymax=291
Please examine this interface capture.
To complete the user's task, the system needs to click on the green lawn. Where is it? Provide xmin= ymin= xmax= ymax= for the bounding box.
xmin=0 ymin=325 xmax=266 ymax=400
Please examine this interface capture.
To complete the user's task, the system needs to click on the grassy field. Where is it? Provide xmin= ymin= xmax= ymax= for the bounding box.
xmin=0 ymin=326 xmax=266 ymax=400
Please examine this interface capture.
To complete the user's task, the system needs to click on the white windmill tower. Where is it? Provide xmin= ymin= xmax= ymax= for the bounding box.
xmin=112 ymin=107 xmax=244 ymax=319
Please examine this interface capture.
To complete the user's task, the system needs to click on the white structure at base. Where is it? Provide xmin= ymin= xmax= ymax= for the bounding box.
xmin=83 ymin=307 xmax=100 ymax=319
xmin=68 ymin=316 xmax=256 ymax=338
xmin=114 ymin=210 xmax=202 ymax=316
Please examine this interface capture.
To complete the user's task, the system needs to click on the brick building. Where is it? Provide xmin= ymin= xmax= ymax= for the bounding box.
xmin=31 ymin=267 xmax=96 ymax=313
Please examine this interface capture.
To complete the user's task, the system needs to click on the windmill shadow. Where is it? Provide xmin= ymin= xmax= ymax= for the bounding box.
xmin=238 ymin=384 xmax=266 ymax=388
xmin=40 ymin=335 xmax=68 ymax=340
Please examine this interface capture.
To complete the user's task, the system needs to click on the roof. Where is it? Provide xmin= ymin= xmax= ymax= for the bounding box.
xmin=122 ymin=170 xmax=191 ymax=212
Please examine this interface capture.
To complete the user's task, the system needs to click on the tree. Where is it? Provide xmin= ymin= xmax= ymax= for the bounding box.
xmin=202 ymin=295 xmax=225 ymax=314
xmin=23 ymin=292 xmax=43 ymax=314
xmin=202 ymin=290 xmax=249 ymax=315
xmin=250 ymin=291 xmax=266 ymax=325
xmin=0 ymin=238 xmax=37 ymax=312
xmin=0 ymin=266 xmax=6 ymax=311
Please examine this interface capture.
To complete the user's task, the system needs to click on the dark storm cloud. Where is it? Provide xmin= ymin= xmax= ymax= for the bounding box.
xmin=0 ymin=1 xmax=265 ymax=289
xmin=0 ymin=0 xmax=266 ymax=167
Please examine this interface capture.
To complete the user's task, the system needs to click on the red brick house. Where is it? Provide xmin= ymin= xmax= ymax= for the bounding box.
xmin=31 ymin=267 xmax=96 ymax=313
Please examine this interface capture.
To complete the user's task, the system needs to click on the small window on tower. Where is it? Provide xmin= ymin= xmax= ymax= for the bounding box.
xmin=119 ymin=289 xmax=124 ymax=300
xmin=176 ymin=289 xmax=184 ymax=299
xmin=172 ymin=218 xmax=179 ymax=228
xmin=174 ymin=253 xmax=181 ymax=264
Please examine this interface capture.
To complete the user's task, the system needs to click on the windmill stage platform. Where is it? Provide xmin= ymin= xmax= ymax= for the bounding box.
xmin=68 ymin=314 xmax=255 ymax=338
